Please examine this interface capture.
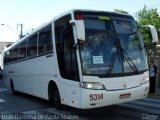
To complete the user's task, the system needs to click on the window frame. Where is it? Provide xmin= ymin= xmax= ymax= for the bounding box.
xmin=38 ymin=25 xmax=53 ymax=56
xmin=55 ymin=14 xmax=80 ymax=81
xmin=27 ymin=34 xmax=38 ymax=58
xmin=3 ymin=24 xmax=54 ymax=66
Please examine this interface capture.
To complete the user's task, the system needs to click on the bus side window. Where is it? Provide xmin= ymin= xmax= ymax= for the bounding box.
xmin=8 ymin=49 xmax=13 ymax=63
xmin=4 ymin=53 xmax=7 ymax=65
xmin=12 ymin=45 xmax=19 ymax=61
xmin=38 ymin=25 xmax=53 ymax=55
xmin=19 ymin=40 xmax=27 ymax=60
xmin=27 ymin=35 xmax=38 ymax=57
xmin=4 ymin=51 xmax=11 ymax=64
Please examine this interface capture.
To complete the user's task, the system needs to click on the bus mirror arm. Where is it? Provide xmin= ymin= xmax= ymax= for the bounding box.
xmin=72 ymin=42 xmax=79 ymax=49
xmin=72 ymin=39 xmax=85 ymax=49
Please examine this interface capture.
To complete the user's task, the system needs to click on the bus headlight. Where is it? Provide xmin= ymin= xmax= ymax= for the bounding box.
xmin=141 ymin=76 xmax=149 ymax=85
xmin=80 ymin=82 xmax=105 ymax=90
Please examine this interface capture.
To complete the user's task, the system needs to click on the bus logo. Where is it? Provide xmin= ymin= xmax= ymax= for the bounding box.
xmin=123 ymin=83 xmax=127 ymax=88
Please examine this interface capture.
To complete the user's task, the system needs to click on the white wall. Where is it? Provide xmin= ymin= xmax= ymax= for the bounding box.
xmin=0 ymin=26 xmax=18 ymax=42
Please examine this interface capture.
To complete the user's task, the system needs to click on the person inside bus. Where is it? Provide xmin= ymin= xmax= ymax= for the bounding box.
xmin=149 ymin=59 xmax=158 ymax=94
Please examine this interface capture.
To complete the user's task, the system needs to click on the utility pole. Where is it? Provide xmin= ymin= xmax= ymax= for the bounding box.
xmin=17 ymin=24 xmax=23 ymax=39
xmin=1 ymin=23 xmax=24 ymax=40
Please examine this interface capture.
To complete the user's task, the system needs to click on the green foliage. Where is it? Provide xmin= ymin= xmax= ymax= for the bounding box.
xmin=139 ymin=27 xmax=152 ymax=46
xmin=114 ymin=7 xmax=160 ymax=59
xmin=136 ymin=5 xmax=160 ymax=44
xmin=136 ymin=5 xmax=160 ymax=59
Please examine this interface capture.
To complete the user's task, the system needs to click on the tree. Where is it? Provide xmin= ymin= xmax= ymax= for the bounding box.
xmin=136 ymin=5 xmax=160 ymax=59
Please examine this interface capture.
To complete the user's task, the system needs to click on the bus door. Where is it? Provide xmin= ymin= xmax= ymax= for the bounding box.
xmin=54 ymin=14 xmax=81 ymax=106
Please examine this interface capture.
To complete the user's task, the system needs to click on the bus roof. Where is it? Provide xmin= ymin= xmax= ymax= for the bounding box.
xmin=3 ymin=9 xmax=133 ymax=52
xmin=54 ymin=9 xmax=132 ymax=20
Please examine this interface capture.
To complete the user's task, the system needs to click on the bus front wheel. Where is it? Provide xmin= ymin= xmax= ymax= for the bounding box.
xmin=52 ymin=90 xmax=62 ymax=109
xmin=49 ymin=84 xmax=63 ymax=110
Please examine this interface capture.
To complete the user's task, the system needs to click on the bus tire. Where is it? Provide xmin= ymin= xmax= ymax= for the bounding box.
xmin=48 ymin=83 xmax=63 ymax=110
xmin=10 ymin=80 xmax=17 ymax=95
xmin=52 ymin=90 xmax=63 ymax=110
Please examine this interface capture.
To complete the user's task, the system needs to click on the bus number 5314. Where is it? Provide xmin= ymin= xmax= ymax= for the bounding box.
xmin=90 ymin=93 xmax=103 ymax=101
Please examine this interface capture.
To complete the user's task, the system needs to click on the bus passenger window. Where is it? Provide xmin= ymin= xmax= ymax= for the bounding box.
xmin=4 ymin=51 xmax=11 ymax=64
xmin=12 ymin=46 xmax=19 ymax=61
xmin=19 ymin=40 xmax=27 ymax=60
xmin=8 ymin=49 xmax=13 ymax=63
xmin=27 ymin=35 xmax=38 ymax=57
xmin=38 ymin=25 xmax=53 ymax=55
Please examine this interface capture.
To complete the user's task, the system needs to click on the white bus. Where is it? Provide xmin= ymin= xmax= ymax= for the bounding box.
xmin=3 ymin=9 xmax=158 ymax=109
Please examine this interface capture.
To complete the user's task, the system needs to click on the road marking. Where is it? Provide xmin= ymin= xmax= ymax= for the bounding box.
xmin=143 ymin=97 xmax=160 ymax=103
xmin=45 ymin=108 xmax=71 ymax=115
xmin=118 ymin=97 xmax=160 ymax=115
xmin=45 ymin=108 xmax=88 ymax=120
xmin=22 ymin=110 xmax=41 ymax=114
xmin=129 ymin=99 xmax=160 ymax=108
xmin=0 ymin=99 xmax=5 ymax=103
xmin=0 ymin=88 xmax=8 ymax=92
xmin=0 ymin=97 xmax=159 ymax=120
xmin=22 ymin=110 xmax=43 ymax=120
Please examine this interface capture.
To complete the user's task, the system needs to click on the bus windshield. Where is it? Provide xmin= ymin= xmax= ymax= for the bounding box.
xmin=79 ymin=14 xmax=148 ymax=76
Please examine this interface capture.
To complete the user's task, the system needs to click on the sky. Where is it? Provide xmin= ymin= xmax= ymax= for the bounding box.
xmin=0 ymin=0 xmax=160 ymax=42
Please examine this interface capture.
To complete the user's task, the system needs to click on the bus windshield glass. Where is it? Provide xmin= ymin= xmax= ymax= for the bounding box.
xmin=77 ymin=14 xmax=148 ymax=76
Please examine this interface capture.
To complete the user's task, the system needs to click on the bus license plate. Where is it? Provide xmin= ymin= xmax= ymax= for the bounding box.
xmin=119 ymin=93 xmax=131 ymax=99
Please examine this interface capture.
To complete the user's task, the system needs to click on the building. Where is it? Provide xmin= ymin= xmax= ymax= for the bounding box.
xmin=0 ymin=26 xmax=18 ymax=76
xmin=0 ymin=42 xmax=13 ymax=65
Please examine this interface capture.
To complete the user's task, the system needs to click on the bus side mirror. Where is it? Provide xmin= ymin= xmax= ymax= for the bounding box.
xmin=141 ymin=25 xmax=158 ymax=44
xmin=70 ymin=20 xmax=85 ymax=42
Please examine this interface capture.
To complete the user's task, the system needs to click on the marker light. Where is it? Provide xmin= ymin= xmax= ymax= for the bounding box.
xmin=98 ymin=16 xmax=110 ymax=20
xmin=79 ymin=39 xmax=85 ymax=44
xmin=75 ymin=15 xmax=84 ymax=20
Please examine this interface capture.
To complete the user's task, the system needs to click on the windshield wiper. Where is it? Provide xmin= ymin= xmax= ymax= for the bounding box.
xmin=109 ymin=18 xmax=139 ymax=74
xmin=121 ymin=48 xmax=139 ymax=73
xmin=102 ymin=40 xmax=124 ymax=75
xmin=115 ymin=38 xmax=139 ymax=74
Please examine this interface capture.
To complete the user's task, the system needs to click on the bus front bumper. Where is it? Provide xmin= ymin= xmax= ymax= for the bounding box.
xmin=80 ymin=82 xmax=149 ymax=109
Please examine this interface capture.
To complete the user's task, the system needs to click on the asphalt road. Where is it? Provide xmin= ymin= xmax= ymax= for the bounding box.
xmin=0 ymin=79 xmax=160 ymax=120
